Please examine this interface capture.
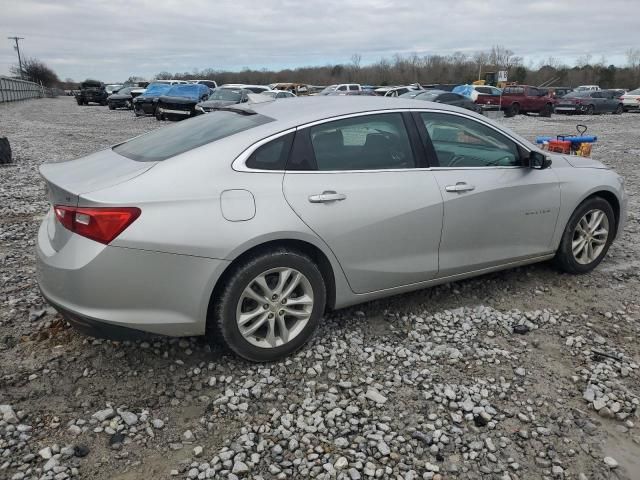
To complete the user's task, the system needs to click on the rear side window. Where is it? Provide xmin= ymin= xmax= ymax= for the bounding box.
xmin=246 ymin=133 xmax=294 ymax=170
xmin=348 ymin=85 xmax=359 ymax=91
xmin=308 ymin=113 xmax=415 ymax=171
xmin=114 ymin=111 xmax=273 ymax=162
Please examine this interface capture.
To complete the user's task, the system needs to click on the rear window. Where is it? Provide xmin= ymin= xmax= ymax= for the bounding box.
xmin=113 ymin=111 xmax=274 ymax=162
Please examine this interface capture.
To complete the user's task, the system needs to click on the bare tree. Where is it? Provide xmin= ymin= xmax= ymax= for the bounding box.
xmin=10 ymin=57 xmax=59 ymax=87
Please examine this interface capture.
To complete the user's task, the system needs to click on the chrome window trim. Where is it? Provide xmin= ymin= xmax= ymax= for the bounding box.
xmin=232 ymin=128 xmax=296 ymax=173
xmin=232 ymin=108 xmax=535 ymax=173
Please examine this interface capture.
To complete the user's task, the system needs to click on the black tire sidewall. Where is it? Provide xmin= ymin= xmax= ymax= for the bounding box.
xmin=555 ymin=197 xmax=615 ymax=274
xmin=215 ymin=251 xmax=326 ymax=362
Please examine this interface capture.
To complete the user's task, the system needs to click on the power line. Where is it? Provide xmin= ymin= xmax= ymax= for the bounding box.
xmin=7 ymin=36 xmax=24 ymax=79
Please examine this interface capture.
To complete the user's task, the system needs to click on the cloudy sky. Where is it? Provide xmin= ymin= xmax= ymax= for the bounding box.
xmin=1 ymin=0 xmax=638 ymax=82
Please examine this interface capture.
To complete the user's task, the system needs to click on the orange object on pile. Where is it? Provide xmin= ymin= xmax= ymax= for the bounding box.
xmin=548 ymin=139 xmax=571 ymax=154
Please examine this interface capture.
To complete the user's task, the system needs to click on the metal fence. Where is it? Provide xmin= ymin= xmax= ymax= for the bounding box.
xmin=0 ymin=76 xmax=61 ymax=103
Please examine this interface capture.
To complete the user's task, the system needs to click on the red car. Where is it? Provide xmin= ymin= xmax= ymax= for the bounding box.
xmin=500 ymin=85 xmax=555 ymax=117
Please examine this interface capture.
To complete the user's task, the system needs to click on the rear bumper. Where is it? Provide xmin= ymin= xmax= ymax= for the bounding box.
xmin=36 ymin=211 xmax=229 ymax=338
xmin=42 ymin=292 xmax=153 ymax=341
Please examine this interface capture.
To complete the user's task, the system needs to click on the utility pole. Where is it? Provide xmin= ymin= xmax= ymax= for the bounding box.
xmin=8 ymin=36 xmax=24 ymax=79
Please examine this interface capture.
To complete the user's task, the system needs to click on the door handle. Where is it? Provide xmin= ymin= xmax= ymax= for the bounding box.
xmin=308 ymin=191 xmax=347 ymax=203
xmin=445 ymin=182 xmax=475 ymax=193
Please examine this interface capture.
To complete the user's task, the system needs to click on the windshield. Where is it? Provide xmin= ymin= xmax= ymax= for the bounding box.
xmin=142 ymin=83 xmax=173 ymax=96
xmin=115 ymin=87 xmax=135 ymax=95
xmin=319 ymin=85 xmax=337 ymax=95
xmin=113 ymin=111 xmax=274 ymax=162
xmin=628 ymin=88 xmax=640 ymax=95
xmin=415 ymin=91 xmax=444 ymax=100
xmin=165 ymin=84 xmax=207 ymax=99
xmin=209 ymin=89 xmax=242 ymax=101
xmin=262 ymin=91 xmax=278 ymax=98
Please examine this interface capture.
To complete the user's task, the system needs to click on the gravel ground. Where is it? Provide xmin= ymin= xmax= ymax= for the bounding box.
xmin=1 ymin=97 xmax=639 ymax=480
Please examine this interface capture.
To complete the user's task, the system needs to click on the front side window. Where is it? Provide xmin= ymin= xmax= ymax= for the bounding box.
xmin=308 ymin=113 xmax=415 ymax=171
xmin=420 ymin=112 xmax=521 ymax=168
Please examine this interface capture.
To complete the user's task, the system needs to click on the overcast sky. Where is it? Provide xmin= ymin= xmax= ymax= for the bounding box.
xmin=1 ymin=0 xmax=638 ymax=82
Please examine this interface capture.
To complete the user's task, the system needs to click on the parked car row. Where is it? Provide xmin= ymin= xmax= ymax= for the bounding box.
xmin=78 ymin=78 xmax=640 ymax=121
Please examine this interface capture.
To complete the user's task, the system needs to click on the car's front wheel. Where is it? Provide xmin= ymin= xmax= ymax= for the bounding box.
xmin=211 ymin=249 xmax=326 ymax=362
xmin=554 ymin=197 xmax=615 ymax=274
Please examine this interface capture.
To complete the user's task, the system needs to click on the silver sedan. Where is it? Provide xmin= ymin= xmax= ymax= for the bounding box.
xmin=37 ymin=97 xmax=627 ymax=361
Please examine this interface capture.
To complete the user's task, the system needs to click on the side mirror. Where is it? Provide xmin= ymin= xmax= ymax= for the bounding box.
xmin=529 ymin=151 xmax=552 ymax=169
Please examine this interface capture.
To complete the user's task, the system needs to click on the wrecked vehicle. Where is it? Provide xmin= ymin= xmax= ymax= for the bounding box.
xmin=156 ymin=84 xmax=211 ymax=121
xmin=107 ymin=87 xmax=139 ymax=110
xmin=75 ymin=80 xmax=108 ymax=106
xmin=194 ymin=87 xmax=252 ymax=113
xmin=132 ymin=83 xmax=173 ymax=116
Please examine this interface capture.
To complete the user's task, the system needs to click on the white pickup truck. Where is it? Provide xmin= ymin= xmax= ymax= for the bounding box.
xmin=318 ymin=84 xmax=363 ymax=95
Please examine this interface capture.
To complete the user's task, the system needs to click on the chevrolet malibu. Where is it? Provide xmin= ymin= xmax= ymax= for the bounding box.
xmin=37 ymin=97 xmax=627 ymax=362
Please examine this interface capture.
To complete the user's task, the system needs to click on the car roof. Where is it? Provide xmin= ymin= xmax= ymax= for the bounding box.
xmin=233 ymin=96 xmax=475 ymax=132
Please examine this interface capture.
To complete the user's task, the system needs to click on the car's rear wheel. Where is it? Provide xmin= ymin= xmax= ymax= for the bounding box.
xmin=585 ymin=104 xmax=595 ymax=115
xmin=211 ymin=249 xmax=326 ymax=362
xmin=614 ymin=104 xmax=623 ymax=114
xmin=554 ymin=197 xmax=615 ymax=274
xmin=505 ymin=103 xmax=520 ymax=117
xmin=540 ymin=103 xmax=553 ymax=117
xmin=108 ymin=103 xmax=115 ymax=110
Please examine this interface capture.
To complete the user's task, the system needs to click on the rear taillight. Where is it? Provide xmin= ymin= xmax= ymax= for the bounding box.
xmin=54 ymin=206 xmax=141 ymax=244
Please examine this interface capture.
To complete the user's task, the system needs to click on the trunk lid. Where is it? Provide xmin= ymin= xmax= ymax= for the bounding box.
xmin=40 ymin=148 xmax=155 ymax=251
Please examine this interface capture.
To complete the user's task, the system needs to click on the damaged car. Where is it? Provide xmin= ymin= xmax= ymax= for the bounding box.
xmin=156 ymin=84 xmax=211 ymax=121
xmin=107 ymin=86 xmax=139 ymax=110
xmin=194 ymin=87 xmax=252 ymax=114
xmin=132 ymin=82 xmax=173 ymax=116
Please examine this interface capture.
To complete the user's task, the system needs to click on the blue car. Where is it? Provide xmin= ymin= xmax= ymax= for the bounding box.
xmin=156 ymin=84 xmax=211 ymax=121
xmin=133 ymin=83 xmax=173 ymax=116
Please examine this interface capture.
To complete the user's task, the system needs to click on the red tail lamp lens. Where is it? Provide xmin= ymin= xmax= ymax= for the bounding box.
xmin=54 ymin=206 xmax=141 ymax=244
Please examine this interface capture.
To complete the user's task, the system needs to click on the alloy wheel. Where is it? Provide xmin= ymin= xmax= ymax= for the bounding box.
xmin=572 ymin=209 xmax=609 ymax=264
xmin=236 ymin=267 xmax=314 ymax=348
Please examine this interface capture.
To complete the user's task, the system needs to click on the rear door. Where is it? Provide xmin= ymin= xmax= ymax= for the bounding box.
xmin=282 ymin=112 xmax=443 ymax=294
xmin=415 ymin=111 xmax=560 ymax=277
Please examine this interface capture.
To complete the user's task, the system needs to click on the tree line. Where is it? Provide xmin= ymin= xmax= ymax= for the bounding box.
xmin=10 ymin=46 xmax=640 ymax=89
xmin=156 ymin=47 xmax=640 ymax=89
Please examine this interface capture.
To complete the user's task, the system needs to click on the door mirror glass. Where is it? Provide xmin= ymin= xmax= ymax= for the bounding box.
xmin=529 ymin=151 xmax=551 ymax=169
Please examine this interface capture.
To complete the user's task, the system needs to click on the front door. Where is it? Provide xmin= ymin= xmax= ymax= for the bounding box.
xmin=283 ymin=112 xmax=443 ymax=294
xmin=416 ymin=111 xmax=561 ymax=277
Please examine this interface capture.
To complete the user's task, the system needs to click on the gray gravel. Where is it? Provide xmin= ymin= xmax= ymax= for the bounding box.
xmin=1 ymin=97 xmax=639 ymax=479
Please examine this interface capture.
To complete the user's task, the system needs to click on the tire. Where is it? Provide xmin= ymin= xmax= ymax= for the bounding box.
xmin=614 ymin=104 xmax=623 ymax=115
xmin=210 ymin=249 xmax=326 ymax=362
xmin=155 ymin=109 xmax=164 ymax=121
xmin=540 ymin=103 xmax=553 ymax=117
xmin=125 ymin=100 xmax=132 ymax=110
xmin=554 ymin=197 xmax=615 ymax=274
xmin=505 ymin=103 xmax=520 ymax=117
xmin=0 ymin=137 xmax=12 ymax=165
xmin=108 ymin=103 xmax=115 ymax=110
xmin=76 ymin=98 xmax=82 ymax=106
xmin=585 ymin=104 xmax=595 ymax=115
xmin=100 ymin=100 xmax=107 ymax=106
